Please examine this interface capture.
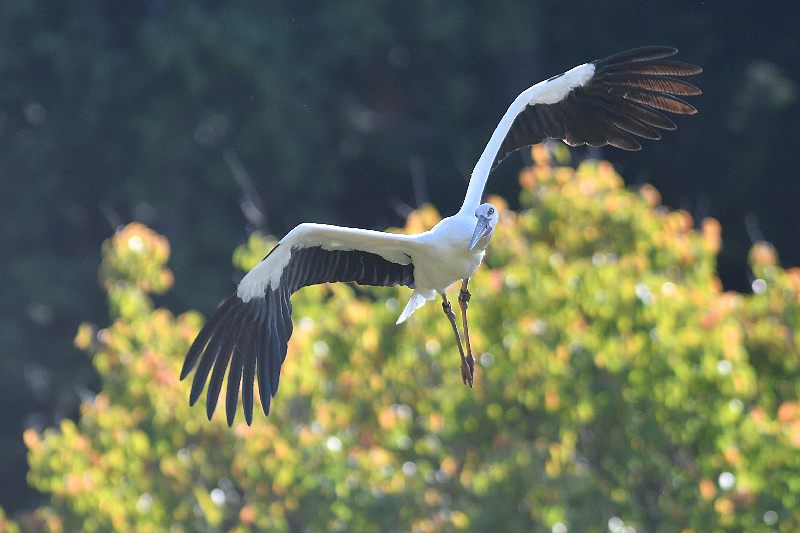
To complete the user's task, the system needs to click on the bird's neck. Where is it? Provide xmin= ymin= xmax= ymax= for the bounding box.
xmin=458 ymin=90 xmax=531 ymax=216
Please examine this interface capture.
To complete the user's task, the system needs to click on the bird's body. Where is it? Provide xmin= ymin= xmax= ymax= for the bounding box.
xmin=412 ymin=215 xmax=487 ymax=295
xmin=181 ymin=46 xmax=702 ymax=425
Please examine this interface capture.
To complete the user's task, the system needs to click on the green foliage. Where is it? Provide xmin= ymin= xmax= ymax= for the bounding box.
xmin=0 ymin=506 xmax=21 ymax=533
xmin=24 ymin=148 xmax=800 ymax=531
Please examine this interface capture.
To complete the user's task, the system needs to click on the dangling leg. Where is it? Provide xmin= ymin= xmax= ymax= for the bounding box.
xmin=441 ymin=292 xmax=473 ymax=387
xmin=458 ymin=278 xmax=475 ymax=384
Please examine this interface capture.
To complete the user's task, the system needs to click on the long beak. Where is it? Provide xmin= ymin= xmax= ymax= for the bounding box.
xmin=467 ymin=215 xmax=492 ymax=252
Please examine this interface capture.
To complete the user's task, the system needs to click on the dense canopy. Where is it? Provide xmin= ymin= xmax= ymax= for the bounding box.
xmin=12 ymin=149 xmax=800 ymax=531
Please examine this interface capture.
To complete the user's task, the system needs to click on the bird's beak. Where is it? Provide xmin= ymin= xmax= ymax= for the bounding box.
xmin=468 ymin=215 xmax=492 ymax=252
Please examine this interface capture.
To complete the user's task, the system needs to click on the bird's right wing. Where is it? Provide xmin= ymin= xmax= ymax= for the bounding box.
xmin=494 ymin=46 xmax=702 ymax=165
xmin=461 ymin=46 xmax=702 ymax=213
xmin=180 ymin=223 xmax=417 ymax=426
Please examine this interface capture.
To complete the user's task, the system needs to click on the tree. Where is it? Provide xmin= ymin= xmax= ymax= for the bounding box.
xmin=22 ymin=147 xmax=800 ymax=531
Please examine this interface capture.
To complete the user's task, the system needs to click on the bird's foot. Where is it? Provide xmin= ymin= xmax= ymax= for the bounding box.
xmin=461 ymin=354 xmax=475 ymax=387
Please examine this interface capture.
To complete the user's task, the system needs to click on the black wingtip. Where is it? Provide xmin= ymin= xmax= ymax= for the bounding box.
xmin=620 ymin=143 xmax=642 ymax=152
xmin=224 ymin=407 xmax=234 ymax=426
xmin=225 ymin=403 xmax=237 ymax=427
xmin=598 ymin=46 xmax=679 ymax=66
xmin=181 ymin=293 xmax=260 ymax=420
xmin=181 ymin=295 xmax=238 ymax=381
xmin=184 ymin=268 xmax=300 ymax=425
xmin=189 ymin=367 xmax=208 ymax=407
xmin=260 ymin=394 xmax=271 ymax=417
xmin=242 ymin=339 xmax=257 ymax=425
xmin=181 ymin=341 xmax=203 ymax=382
xmin=188 ymin=371 xmax=207 ymax=406
xmin=189 ymin=388 xmax=201 ymax=407
xmin=179 ymin=364 xmax=191 ymax=381
xmin=226 ymin=376 xmax=239 ymax=427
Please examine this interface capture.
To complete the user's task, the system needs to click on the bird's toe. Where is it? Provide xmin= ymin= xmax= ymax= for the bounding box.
xmin=461 ymin=361 xmax=474 ymax=388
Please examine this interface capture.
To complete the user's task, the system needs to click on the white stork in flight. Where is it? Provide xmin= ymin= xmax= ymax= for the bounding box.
xmin=181 ymin=46 xmax=701 ymax=425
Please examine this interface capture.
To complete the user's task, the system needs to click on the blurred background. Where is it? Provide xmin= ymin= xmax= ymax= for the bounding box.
xmin=1 ymin=0 xmax=798 ymax=518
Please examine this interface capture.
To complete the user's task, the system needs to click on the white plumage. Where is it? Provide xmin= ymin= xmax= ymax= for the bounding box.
xmin=236 ymin=224 xmax=416 ymax=301
xmin=182 ymin=46 xmax=701 ymax=425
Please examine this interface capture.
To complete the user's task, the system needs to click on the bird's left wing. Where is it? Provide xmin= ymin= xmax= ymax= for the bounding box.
xmin=180 ymin=224 xmax=416 ymax=426
xmin=461 ymin=46 xmax=701 ymax=213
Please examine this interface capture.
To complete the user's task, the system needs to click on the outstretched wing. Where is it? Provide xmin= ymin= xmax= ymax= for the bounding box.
xmin=180 ymin=224 xmax=416 ymax=426
xmin=461 ymin=46 xmax=702 ymax=213
xmin=493 ymin=46 xmax=702 ymax=167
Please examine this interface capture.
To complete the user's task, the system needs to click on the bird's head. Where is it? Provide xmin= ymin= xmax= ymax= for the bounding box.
xmin=467 ymin=203 xmax=498 ymax=252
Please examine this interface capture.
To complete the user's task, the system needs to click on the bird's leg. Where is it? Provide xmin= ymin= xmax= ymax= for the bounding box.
xmin=458 ymin=278 xmax=475 ymax=384
xmin=441 ymin=293 xmax=472 ymax=387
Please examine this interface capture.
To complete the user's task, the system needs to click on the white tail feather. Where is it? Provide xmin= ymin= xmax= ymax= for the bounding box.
xmin=396 ymin=290 xmax=429 ymax=324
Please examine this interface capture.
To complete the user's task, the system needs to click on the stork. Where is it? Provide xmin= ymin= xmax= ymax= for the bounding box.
xmin=181 ymin=46 xmax=701 ymax=425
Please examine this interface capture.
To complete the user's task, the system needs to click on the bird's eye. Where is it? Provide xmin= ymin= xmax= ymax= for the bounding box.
xmin=488 ymin=207 xmax=495 ymax=215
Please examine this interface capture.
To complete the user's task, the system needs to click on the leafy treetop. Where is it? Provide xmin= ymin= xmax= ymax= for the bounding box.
xmin=17 ymin=146 xmax=800 ymax=532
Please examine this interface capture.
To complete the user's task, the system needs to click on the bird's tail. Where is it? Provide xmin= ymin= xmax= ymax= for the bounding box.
xmin=396 ymin=289 xmax=433 ymax=324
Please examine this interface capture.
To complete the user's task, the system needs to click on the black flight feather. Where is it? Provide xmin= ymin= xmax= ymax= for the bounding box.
xmin=181 ymin=244 xmax=414 ymax=425
xmin=493 ymin=46 xmax=701 ymax=168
